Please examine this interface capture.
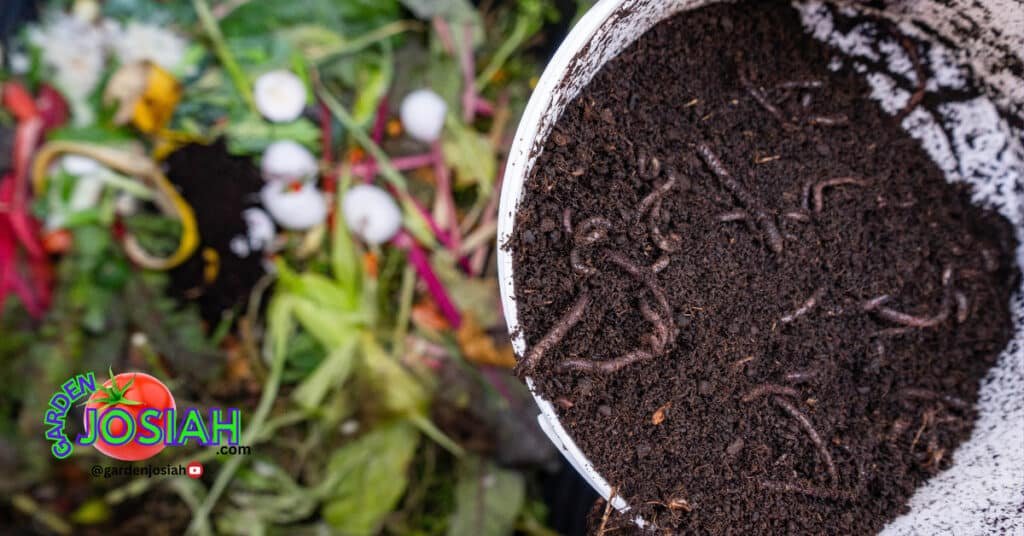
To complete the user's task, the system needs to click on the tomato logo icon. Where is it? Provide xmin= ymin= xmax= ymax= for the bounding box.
xmin=82 ymin=369 xmax=175 ymax=461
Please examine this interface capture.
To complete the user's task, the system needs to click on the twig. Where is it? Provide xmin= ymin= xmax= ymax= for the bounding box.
xmin=741 ymin=384 xmax=799 ymax=402
xmin=697 ymin=143 xmax=784 ymax=253
xmin=812 ymin=177 xmax=867 ymax=213
xmin=784 ymin=370 xmax=818 ymax=384
xmin=521 ymin=290 xmax=591 ymax=371
xmin=900 ymin=388 xmax=970 ymax=411
xmin=718 ymin=210 xmax=749 ymax=222
xmin=597 ymin=486 xmax=618 ymax=536
xmin=777 ymin=79 xmax=824 ymax=89
xmin=781 ymin=287 xmax=825 ymax=323
xmin=807 ymin=114 xmax=849 ymax=127
xmin=773 ymin=396 xmax=838 ymax=483
xmin=739 ymin=71 xmax=790 ymax=126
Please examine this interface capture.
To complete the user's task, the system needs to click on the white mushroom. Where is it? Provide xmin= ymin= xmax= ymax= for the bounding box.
xmin=260 ymin=181 xmax=327 ymax=231
xmin=399 ymin=89 xmax=447 ymax=143
xmin=261 ymin=140 xmax=317 ymax=182
xmin=254 ymin=70 xmax=307 ymax=123
xmin=61 ymin=154 xmax=103 ymax=176
xmin=342 ymin=184 xmax=402 ymax=245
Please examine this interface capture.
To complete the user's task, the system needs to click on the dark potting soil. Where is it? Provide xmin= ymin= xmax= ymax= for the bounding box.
xmin=509 ymin=2 xmax=1019 ymax=534
xmin=166 ymin=140 xmax=265 ymax=324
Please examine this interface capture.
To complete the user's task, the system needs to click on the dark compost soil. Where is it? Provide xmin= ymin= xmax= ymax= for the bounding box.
xmin=509 ymin=2 xmax=1019 ymax=534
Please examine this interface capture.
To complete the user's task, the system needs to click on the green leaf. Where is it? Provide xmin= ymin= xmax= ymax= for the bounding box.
xmin=292 ymin=337 xmax=358 ymax=410
xmin=225 ymin=115 xmax=320 ymax=155
xmin=430 ymin=250 xmax=500 ymax=326
xmin=221 ymin=0 xmax=400 ymax=38
xmin=447 ymin=457 xmax=526 ymax=536
xmin=442 ymin=116 xmax=496 ymax=194
xmin=332 ymin=179 xmax=362 ymax=297
xmin=322 ymin=420 xmax=420 ymax=535
xmin=358 ymin=334 xmax=427 ymax=416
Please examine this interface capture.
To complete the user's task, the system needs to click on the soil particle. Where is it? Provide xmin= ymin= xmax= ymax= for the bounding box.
xmin=511 ymin=2 xmax=1019 ymax=534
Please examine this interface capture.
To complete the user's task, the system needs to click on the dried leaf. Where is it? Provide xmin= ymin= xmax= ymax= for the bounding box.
xmin=652 ymin=401 xmax=672 ymax=425
xmin=456 ymin=313 xmax=515 ymax=369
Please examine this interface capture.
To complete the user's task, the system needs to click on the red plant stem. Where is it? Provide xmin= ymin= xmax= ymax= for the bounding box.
xmin=474 ymin=98 xmax=494 ymax=117
xmin=432 ymin=17 xmax=455 ymax=55
xmin=371 ymin=96 xmax=388 ymax=143
xmin=395 ymin=231 xmax=462 ymax=328
xmin=319 ymin=99 xmax=336 ymax=194
xmin=469 ymin=161 xmax=504 ymax=275
xmin=459 ymin=23 xmax=476 ymax=123
xmin=352 ymin=152 xmax=437 ymax=181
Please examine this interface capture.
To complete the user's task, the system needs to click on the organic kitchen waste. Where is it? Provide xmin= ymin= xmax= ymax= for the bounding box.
xmin=0 ymin=0 xmax=576 ymax=535
xmin=510 ymin=1 xmax=1021 ymax=534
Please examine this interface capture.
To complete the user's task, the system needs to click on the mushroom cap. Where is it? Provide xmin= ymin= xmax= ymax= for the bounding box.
xmin=254 ymin=70 xmax=307 ymax=123
xmin=260 ymin=181 xmax=327 ymax=231
xmin=399 ymin=88 xmax=447 ymax=143
xmin=243 ymin=207 xmax=277 ymax=250
xmin=261 ymin=140 xmax=318 ymax=182
xmin=61 ymin=154 xmax=103 ymax=176
xmin=342 ymin=184 xmax=402 ymax=245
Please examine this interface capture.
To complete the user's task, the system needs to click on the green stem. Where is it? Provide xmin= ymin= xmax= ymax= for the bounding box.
xmin=192 ymin=0 xmax=256 ymax=113
xmin=391 ymin=265 xmax=415 ymax=356
xmin=409 ymin=414 xmax=465 ymax=458
xmin=475 ymin=15 xmax=529 ymax=91
xmin=317 ymin=20 xmax=422 ymax=66
xmin=185 ymin=321 xmax=288 ymax=535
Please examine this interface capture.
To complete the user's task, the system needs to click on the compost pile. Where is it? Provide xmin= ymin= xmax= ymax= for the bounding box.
xmin=511 ymin=2 xmax=1019 ymax=533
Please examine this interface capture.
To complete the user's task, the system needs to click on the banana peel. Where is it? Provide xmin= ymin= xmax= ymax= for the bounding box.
xmin=104 ymin=61 xmax=182 ymax=134
xmin=32 ymin=141 xmax=199 ymax=270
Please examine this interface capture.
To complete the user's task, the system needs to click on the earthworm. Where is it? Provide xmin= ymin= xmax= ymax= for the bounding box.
xmin=759 ymin=480 xmax=855 ymax=502
xmin=520 ymin=290 xmax=591 ymax=371
xmin=605 ymin=251 xmax=672 ymax=319
xmin=899 ymin=388 xmax=970 ymax=411
xmin=862 ymin=295 xmax=892 ymax=311
xmin=718 ymin=210 xmax=750 ymax=222
xmin=781 ymin=287 xmax=825 ymax=323
xmin=866 ymin=268 xmax=954 ymax=329
xmin=574 ymin=217 xmax=612 ymax=245
xmin=650 ymin=255 xmax=670 ymax=273
xmin=562 ymin=208 xmax=574 ymax=233
xmin=638 ymin=154 xmax=662 ymax=179
xmin=773 ymin=396 xmax=839 ymax=484
xmin=637 ymin=173 xmax=677 ymax=219
xmin=777 ymin=79 xmax=824 ymax=89
xmin=570 ymin=248 xmax=596 ymax=276
xmin=812 ymin=177 xmax=868 ymax=213
xmin=954 ymin=291 xmax=969 ymax=323
xmin=807 ymin=114 xmax=849 ymax=127
xmin=739 ymin=71 xmax=789 ymax=125
xmin=740 ymin=384 xmax=800 ymax=402
xmin=640 ymin=300 xmax=670 ymax=352
xmin=649 ymin=199 xmax=682 ymax=252
xmin=697 ymin=143 xmax=784 ymax=254
xmin=558 ymin=349 xmax=655 ymax=374
xmin=897 ymin=36 xmax=926 ymax=120
xmin=784 ymin=370 xmax=818 ymax=384
xmin=784 ymin=211 xmax=810 ymax=222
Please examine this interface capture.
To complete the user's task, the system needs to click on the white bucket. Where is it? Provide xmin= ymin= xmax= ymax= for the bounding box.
xmin=497 ymin=0 xmax=1024 ymax=532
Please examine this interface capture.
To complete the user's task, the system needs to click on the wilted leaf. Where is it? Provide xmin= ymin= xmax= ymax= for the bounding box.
xmin=442 ymin=117 xmax=496 ymax=194
xmin=322 ymin=420 xmax=420 ymax=535
xmin=456 ymin=314 xmax=516 ymax=369
xmin=431 ymin=250 xmax=500 ymax=327
xmin=447 ymin=457 xmax=525 ymax=536
xmin=359 ymin=334 xmax=428 ymax=416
